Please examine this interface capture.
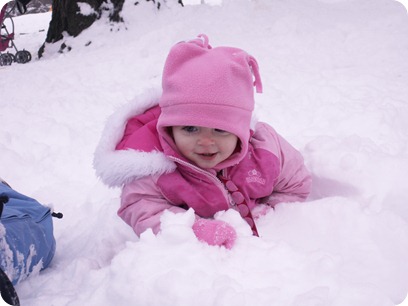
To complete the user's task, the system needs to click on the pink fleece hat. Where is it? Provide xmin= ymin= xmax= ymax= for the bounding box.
xmin=157 ymin=34 xmax=263 ymax=166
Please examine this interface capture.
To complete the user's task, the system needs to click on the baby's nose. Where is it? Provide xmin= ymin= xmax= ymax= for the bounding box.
xmin=198 ymin=135 xmax=215 ymax=146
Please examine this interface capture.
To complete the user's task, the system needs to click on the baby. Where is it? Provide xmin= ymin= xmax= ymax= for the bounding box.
xmin=94 ymin=34 xmax=311 ymax=249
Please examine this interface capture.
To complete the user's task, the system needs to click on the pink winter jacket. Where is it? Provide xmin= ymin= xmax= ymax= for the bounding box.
xmin=94 ymin=92 xmax=312 ymax=236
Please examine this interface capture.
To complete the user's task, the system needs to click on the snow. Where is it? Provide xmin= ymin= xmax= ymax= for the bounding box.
xmin=77 ymin=2 xmax=97 ymax=17
xmin=395 ymin=0 xmax=408 ymax=11
xmin=1 ymin=0 xmax=408 ymax=305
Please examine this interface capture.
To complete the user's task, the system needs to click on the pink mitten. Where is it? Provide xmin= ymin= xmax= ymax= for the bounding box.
xmin=192 ymin=219 xmax=237 ymax=249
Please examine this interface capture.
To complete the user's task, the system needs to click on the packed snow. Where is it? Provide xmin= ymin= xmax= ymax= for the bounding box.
xmin=1 ymin=0 xmax=408 ymax=305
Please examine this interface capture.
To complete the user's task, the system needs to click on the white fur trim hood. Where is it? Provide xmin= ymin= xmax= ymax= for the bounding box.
xmin=93 ymin=89 xmax=176 ymax=187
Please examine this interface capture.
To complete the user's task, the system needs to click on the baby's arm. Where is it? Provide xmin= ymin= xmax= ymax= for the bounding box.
xmin=118 ymin=175 xmax=186 ymax=236
xmin=268 ymin=134 xmax=311 ymax=206
xmin=119 ymin=176 xmax=237 ymax=248
xmin=255 ymin=123 xmax=312 ymax=207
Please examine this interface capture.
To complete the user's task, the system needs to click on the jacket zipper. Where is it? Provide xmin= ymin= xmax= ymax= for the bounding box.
xmin=220 ymin=168 xmax=236 ymax=208
xmin=168 ymin=157 xmax=259 ymax=236
xmin=168 ymin=156 xmax=233 ymax=207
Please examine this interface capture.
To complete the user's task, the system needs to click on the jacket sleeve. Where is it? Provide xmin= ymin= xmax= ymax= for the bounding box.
xmin=118 ymin=175 xmax=187 ymax=236
xmin=255 ymin=123 xmax=312 ymax=207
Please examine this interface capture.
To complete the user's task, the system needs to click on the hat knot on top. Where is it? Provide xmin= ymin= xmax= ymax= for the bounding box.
xmin=186 ymin=34 xmax=211 ymax=49
xmin=158 ymin=34 xmax=263 ymax=169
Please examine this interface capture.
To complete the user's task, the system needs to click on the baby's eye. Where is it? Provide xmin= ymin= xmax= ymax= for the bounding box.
xmin=214 ymin=129 xmax=229 ymax=134
xmin=182 ymin=126 xmax=199 ymax=133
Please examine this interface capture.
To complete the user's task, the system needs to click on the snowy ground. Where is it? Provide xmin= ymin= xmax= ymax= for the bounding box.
xmin=1 ymin=0 xmax=408 ymax=305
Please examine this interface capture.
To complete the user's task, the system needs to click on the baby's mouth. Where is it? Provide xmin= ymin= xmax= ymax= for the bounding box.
xmin=197 ymin=152 xmax=218 ymax=159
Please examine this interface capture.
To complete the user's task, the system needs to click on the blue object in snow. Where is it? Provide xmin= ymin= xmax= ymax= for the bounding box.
xmin=0 ymin=182 xmax=56 ymax=285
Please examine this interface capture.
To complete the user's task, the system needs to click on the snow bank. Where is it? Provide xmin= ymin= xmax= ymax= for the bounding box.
xmin=1 ymin=0 xmax=408 ymax=304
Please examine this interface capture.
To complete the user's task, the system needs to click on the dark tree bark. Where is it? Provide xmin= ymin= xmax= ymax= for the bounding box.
xmin=38 ymin=0 xmax=183 ymax=57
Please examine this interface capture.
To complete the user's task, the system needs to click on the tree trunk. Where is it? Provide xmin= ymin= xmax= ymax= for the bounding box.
xmin=38 ymin=0 xmax=125 ymax=57
xmin=38 ymin=0 xmax=183 ymax=57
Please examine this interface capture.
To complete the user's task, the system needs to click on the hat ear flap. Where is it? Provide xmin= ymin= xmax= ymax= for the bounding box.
xmin=248 ymin=55 xmax=263 ymax=93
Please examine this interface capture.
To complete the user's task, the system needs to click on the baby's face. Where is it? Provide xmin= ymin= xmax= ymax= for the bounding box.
xmin=172 ymin=126 xmax=238 ymax=169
